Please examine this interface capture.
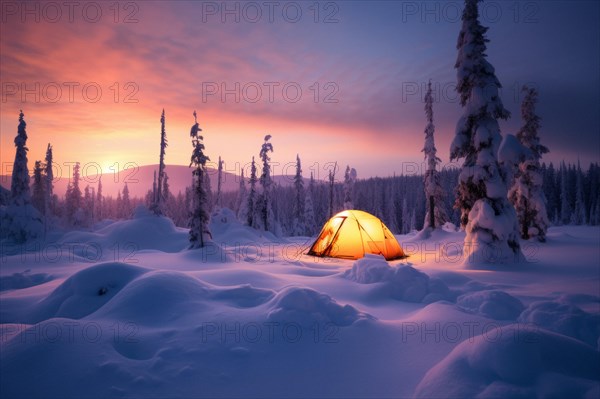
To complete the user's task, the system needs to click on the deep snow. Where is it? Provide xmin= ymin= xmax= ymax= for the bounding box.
xmin=1 ymin=209 xmax=598 ymax=398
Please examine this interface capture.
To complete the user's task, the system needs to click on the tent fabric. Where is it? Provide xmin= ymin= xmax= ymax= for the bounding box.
xmin=308 ymin=210 xmax=405 ymax=260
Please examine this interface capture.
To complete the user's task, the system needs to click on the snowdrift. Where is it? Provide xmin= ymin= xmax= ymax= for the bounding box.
xmin=16 ymin=263 xmax=149 ymax=324
xmin=456 ymin=290 xmax=525 ymax=320
xmin=519 ymin=299 xmax=600 ymax=348
xmin=414 ymin=324 xmax=600 ymax=399
xmin=267 ymin=286 xmax=373 ymax=327
xmin=67 ymin=207 xmax=189 ymax=253
xmin=0 ymin=270 xmax=53 ymax=292
xmin=344 ymin=254 xmax=452 ymax=303
xmin=1 ymin=220 xmax=598 ymax=398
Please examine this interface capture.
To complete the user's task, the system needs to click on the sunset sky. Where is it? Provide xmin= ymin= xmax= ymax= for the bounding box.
xmin=1 ymin=1 xmax=598 ymax=182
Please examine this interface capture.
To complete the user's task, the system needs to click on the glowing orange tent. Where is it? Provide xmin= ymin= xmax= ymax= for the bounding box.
xmin=308 ymin=210 xmax=405 ymax=260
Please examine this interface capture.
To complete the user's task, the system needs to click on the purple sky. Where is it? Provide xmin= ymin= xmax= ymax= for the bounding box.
xmin=1 ymin=1 xmax=598 ymax=179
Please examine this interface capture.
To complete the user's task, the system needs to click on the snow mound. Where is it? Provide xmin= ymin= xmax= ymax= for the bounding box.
xmin=0 ymin=270 xmax=53 ymax=292
xmin=267 ymin=286 xmax=372 ymax=327
xmin=180 ymin=241 xmax=233 ymax=263
xmin=211 ymin=284 xmax=275 ymax=308
xmin=93 ymin=271 xmax=212 ymax=325
xmin=82 ymin=212 xmax=188 ymax=253
xmin=344 ymin=254 xmax=392 ymax=283
xmin=456 ymin=290 xmax=525 ymax=320
xmin=209 ymin=207 xmax=284 ymax=245
xmin=518 ymin=300 xmax=600 ymax=348
xmin=27 ymin=263 xmax=148 ymax=323
xmin=414 ymin=324 xmax=600 ymax=399
xmin=344 ymin=255 xmax=451 ymax=303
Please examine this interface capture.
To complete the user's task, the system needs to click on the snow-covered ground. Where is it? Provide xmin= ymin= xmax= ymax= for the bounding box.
xmin=1 ymin=208 xmax=599 ymax=398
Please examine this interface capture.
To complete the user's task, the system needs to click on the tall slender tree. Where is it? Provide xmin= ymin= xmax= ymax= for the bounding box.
xmin=422 ymin=80 xmax=449 ymax=230
xmin=237 ymin=169 xmax=248 ymax=222
xmin=1 ymin=111 xmax=43 ymax=241
xmin=508 ymin=86 xmax=550 ymax=241
xmin=31 ymin=160 xmax=45 ymax=214
xmin=247 ymin=157 xmax=258 ymax=227
xmin=153 ymin=109 xmax=168 ymax=215
xmin=44 ymin=143 xmax=54 ymax=217
xmin=163 ymin=172 xmax=171 ymax=214
xmin=450 ymin=0 xmax=522 ymax=263
xmin=188 ymin=111 xmax=212 ymax=248
xmin=291 ymin=154 xmax=305 ymax=235
xmin=10 ymin=110 xmax=31 ymax=206
xmin=216 ymin=156 xmax=223 ymax=208
xmin=258 ymin=135 xmax=275 ymax=232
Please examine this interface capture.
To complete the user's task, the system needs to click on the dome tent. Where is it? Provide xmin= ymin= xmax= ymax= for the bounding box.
xmin=308 ymin=210 xmax=405 ymax=261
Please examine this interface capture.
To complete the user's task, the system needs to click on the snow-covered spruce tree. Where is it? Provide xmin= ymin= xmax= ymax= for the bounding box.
xmin=508 ymin=86 xmax=550 ymax=241
xmin=237 ymin=169 xmax=249 ymax=223
xmin=9 ymin=111 xmax=32 ymax=206
xmin=44 ymin=143 xmax=54 ymax=216
xmin=450 ymin=0 xmax=522 ymax=263
xmin=343 ymin=165 xmax=357 ymax=210
xmin=304 ymin=172 xmax=317 ymax=235
xmin=291 ymin=154 xmax=305 ymax=236
xmin=422 ymin=80 xmax=449 ymax=230
xmin=246 ymin=157 xmax=258 ymax=227
xmin=0 ymin=111 xmax=43 ymax=242
xmin=258 ymin=135 xmax=275 ymax=232
xmin=216 ymin=156 xmax=223 ymax=208
xmin=188 ymin=111 xmax=212 ymax=248
xmin=31 ymin=160 xmax=45 ymax=214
